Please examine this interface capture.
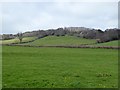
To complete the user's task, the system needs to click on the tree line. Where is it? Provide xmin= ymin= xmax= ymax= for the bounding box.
xmin=0 ymin=27 xmax=120 ymax=43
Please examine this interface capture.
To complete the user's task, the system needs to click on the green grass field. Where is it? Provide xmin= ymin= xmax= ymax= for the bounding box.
xmin=0 ymin=37 xmax=37 ymax=45
xmin=2 ymin=46 xmax=118 ymax=88
xmin=23 ymin=36 xmax=96 ymax=46
xmin=92 ymin=40 xmax=119 ymax=47
xmin=1 ymin=36 xmax=118 ymax=47
xmin=0 ymin=46 xmax=2 ymax=89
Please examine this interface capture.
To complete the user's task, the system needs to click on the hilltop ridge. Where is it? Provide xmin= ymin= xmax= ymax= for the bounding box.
xmin=1 ymin=27 xmax=119 ymax=43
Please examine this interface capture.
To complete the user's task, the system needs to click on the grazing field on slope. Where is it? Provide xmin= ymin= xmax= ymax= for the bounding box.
xmin=23 ymin=36 xmax=96 ymax=46
xmin=0 ymin=37 xmax=37 ymax=45
xmin=2 ymin=46 xmax=118 ymax=88
xmin=92 ymin=40 xmax=119 ymax=47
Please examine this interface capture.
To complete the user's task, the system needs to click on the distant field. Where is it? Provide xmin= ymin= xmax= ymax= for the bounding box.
xmin=0 ymin=37 xmax=37 ymax=44
xmin=1 ymin=36 xmax=119 ymax=47
xmin=3 ymin=46 xmax=118 ymax=88
xmin=93 ymin=40 xmax=119 ymax=47
xmin=23 ymin=36 xmax=96 ymax=46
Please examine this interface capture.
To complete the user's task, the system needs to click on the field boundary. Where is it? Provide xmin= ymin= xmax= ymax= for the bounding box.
xmin=1 ymin=44 xmax=120 ymax=49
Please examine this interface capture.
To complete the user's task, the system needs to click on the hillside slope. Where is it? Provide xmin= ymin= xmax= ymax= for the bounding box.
xmin=0 ymin=37 xmax=37 ymax=45
xmin=92 ymin=40 xmax=119 ymax=47
xmin=23 ymin=36 xmax=96 ymax=46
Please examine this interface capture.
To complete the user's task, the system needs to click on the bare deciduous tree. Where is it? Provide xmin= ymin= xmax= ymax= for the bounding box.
xmin=17 ymin=32 xmax=23 ymax=43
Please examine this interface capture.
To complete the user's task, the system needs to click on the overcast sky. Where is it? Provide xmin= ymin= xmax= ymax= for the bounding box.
xmin=0 ymin=0 xmax=119 ymax=34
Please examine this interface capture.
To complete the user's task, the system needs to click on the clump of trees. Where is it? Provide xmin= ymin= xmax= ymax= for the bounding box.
xmin=17 ymin=32 xmax=23 ymax=43
xmin=97 ymin=29 xmax=120 ymax=43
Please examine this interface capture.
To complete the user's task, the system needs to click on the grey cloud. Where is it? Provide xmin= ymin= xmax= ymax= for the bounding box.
xmin=1 ymin=2 xmax=118 ymax=34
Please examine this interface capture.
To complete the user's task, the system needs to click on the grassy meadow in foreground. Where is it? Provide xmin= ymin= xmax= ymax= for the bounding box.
xmin=0 ymin=46 xmax=2 ymax=89
xmin=2 ymin=46 xmax=118 ymax=88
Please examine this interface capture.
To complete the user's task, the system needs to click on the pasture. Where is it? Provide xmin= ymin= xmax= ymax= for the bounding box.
xmin=93 ymin=40 xmax=119 ymax=47
xmin=1 ymin=36 xmax=119 ymax=48
xmin=2 ymin=46 xmax=118 ymax=88
xmin=0 ymin=37 xmax=37 ymax=45
xmin=23 ymin=36 xmax=97 ymax=46
xmin=0 ymin=46 xmax=2 ymax=89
